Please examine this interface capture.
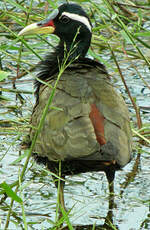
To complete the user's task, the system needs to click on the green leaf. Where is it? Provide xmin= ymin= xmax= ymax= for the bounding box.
xmin=5 ymin=0 xmax=28 ymax=12
xmin=0 ymin=71 xmax=10 ymax=81
xmin=0 ymin=95 xmax=10 ymax=101
xmin=37 ymin=2 xmax=45 ymax=8
xmin=111 ymin=13 xmax=117 ymax=20
xmin=0 ymin=182 xmax=22 ymax=203
xmin=134 ymin=32 xmax=150 ymax=37
xmin=120 ymin=30 xmax=133 ymax=44
xmin=50 ymin=106 xmax=63 ymax=111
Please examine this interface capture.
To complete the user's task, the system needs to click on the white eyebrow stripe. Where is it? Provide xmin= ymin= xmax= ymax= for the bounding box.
xmin=61 ymin=12 xmax=92 ymax=32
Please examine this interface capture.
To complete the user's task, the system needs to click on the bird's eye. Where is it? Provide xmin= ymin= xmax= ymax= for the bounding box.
xmin=60 ymin=15 xmax=70 ymax=23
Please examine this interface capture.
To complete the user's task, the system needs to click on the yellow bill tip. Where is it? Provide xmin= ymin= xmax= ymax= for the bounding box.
xmin=18 ymin=23 xmax=55 ymax=36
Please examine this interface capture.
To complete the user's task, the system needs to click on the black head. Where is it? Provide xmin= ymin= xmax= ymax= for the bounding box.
xmin=19 ymin=3 xmax=92 ymax=57
xmin=18 ymin=3 xmax=94 ymax=98
xmin=53 ymin=3 xmax=92 ymax=44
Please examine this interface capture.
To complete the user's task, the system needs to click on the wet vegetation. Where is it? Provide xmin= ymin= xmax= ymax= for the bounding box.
xmin=0 ymin=0 xmax=150 ymax=229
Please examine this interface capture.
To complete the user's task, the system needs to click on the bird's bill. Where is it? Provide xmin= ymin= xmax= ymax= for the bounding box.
xmin=18 ymin=23 xmax=55 ymax=36
xmin=18 ymin=9 xmax=59 ymax=36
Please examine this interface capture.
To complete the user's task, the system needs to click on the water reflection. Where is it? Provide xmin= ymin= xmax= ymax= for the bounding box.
xmin=54 ymin=147 xmax=142 ymax=230
xmin=61 ymin=189 xmax=118 ymax=230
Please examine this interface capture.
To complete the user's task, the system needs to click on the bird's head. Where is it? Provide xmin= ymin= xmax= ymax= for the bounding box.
xmin=19 ymin=3 xmax=92 ymax=57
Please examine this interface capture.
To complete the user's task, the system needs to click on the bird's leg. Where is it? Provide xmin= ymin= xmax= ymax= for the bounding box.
xmin=104 ymin=166 xmax=116 ymax=228
xmin=53 ymin=178 xmax=65 ymax=229
xmin=55 ymin=161 xmax=66 ymax=220
xmin=54 ymin=176 xmax=66 ymax=225
xmin=58 ymin=179 xmax=65 ymax=213
xmin=105 ymin=165 xmax=115 ymax=195
xmin=50 ymin=162 xmax=66 ymax=221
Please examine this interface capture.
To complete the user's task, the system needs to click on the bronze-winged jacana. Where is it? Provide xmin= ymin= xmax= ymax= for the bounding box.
xmin=19 ymin=3 xmax=132 ymax=213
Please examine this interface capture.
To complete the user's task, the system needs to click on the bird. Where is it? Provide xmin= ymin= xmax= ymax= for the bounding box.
xmin=19 ymin=3 xmax=132 ymax=214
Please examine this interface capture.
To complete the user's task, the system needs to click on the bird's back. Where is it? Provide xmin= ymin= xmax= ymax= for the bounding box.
xmin=30 ymin=59 xmax=132 ymax=171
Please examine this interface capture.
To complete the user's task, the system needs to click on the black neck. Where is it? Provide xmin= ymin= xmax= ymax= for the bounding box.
xmin=59 ymin=37 xmax=91 ymax=62
xmin=36 ymin=36 xmax=90 ymax=81
xmin=50 ymin=33 xmax=91 ymax=68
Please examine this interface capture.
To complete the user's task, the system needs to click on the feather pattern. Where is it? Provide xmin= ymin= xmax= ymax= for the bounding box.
xmin=31 ymin=58 xmax=132 ymax=169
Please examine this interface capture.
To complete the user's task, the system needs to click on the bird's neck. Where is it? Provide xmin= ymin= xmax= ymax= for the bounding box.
xmin=35 ymin=35 xmax=91 ymax=98
xmin=55 ymin=37 xmax=91 ymax=64
xmin=37 ymin=36 xmax=91 ymax=78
